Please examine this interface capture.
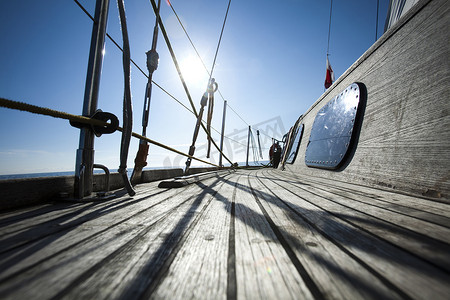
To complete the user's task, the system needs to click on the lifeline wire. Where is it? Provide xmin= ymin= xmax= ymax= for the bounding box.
xmin=208 ymin=0 xmax=232 ymax=81
xmin=0 ymin=97 xmax=220 ymax=168
xmin=148 ymin=0 xmax=233 ymax=165
xmin=168 ymin=0 xmax=259 ymax=139
xmin=74 ymin=0 xmax=233 ymax=165
xmin=74 ymin=0 xmax=271 ymax=161
xmin=73 ymin=0 xmax=193 ymax=116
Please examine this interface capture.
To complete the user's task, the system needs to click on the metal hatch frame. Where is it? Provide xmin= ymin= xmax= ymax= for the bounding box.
xmin=305 ymin=82 xmax=366 ymax=170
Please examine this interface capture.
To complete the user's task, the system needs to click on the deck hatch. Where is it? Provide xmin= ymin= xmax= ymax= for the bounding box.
xmin=286 ymin=124 xmax=304 ymax=164
xmin=305 ymin=82 xmax=363 ymax=169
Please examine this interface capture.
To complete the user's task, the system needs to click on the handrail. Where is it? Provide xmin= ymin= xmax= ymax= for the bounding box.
xmin=74 ymin=0 xmax=273 ymax=153
xmin=0 ymin=0 xmax=276 ymax=196
xmin=148 ymin=0 xmax=234 ymax=166
xmin=0 ymin=97 xmax=220 ymax=169
xmin=164 ymin=0 xmax=275 ymax=143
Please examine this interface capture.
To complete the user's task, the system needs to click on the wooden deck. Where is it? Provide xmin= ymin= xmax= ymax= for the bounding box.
xmin=0 ymin=169 xmax=449 ymax=299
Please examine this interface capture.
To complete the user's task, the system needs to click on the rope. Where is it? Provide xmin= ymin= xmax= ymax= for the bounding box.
xmin=209 ymin=0 xmax=232 ymax=81
xmin=74 ymin=0 xmax=194 ymax=119
xmin=74 ymin=0 xmax=268 ymax=163
xmin=168 ymin=1 xmax=210 ymax=76
xmin=117 ymin=0 xmax=135 ymax=196
xmin=168 ymin=0 xmax=261 ymax=139
xmin=0 ymin=98 xmax=106 ymax=126
xmin=0 ymin=97 xmax=220 ymax=168
xmin=75 ymin=0 xmax=233 ymax=166
xmin=148 ymin=0 xmax=233 ymax=166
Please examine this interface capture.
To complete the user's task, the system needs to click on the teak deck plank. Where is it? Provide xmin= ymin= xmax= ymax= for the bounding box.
xmin=0 ymin=169 xmax=449 ymax=299
xmin=272 ymin=170 xmax=450 ymax=272
xmin=152 ymin=176 xmax=232 ymax=299
xmin=248 ymin=173 xmax=402 ymax=300
xmin=232 ymin=174 xmax=313 ymax=299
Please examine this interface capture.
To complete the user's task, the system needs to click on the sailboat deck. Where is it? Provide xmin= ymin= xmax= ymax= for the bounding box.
xmin=0 ymin=168 xmax=449 ymax=299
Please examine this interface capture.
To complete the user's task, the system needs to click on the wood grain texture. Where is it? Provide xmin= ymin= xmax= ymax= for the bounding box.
xmin=285 ymin=0 xmax=450 ymax=200
xmin=1 ymin=169 xmax=449 ymax=299
xmin=1 ymin=1 xmax=449 ymax=298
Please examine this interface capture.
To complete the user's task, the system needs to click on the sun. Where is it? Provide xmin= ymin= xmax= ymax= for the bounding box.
xmin=179 ymin=54 xmax=209 ymax=91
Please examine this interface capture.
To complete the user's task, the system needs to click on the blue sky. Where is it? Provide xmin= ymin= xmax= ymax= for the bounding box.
xmin=0 ymin=0 xmax=388 ymax=175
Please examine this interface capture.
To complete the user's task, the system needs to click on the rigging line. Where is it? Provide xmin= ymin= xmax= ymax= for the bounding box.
xmin=167 ymin=0 xmax=276 ymax=145
xmin=75 ymin=0 xmax=232 ymax=166
xmin=209 ymin=0 xmax=232 ymax=81
xmin=227 ymin=103 xmax=249 ymax=126
xmin=149 ymin=0 xmax=196 ymax=115
xmin=75 ymin=0 xmax=240 ymax=163
xmin=211 ymin=128 xmax=248 ymax=148
xmin=116 ymin=0 xmax=136 ymax=195
xmin=0 ymin=97 xmax=220 ymax=168
xmin=73 ymin=0 xmax=192 ymax=116
xmin=74 ymin=0 xmax=226 ymax=145
xmin=254 ymin=126 xmax=275 ymax=140
xmin=149 ymin=0 xmax=233 ymax=165
xmin=168 ymin=0 xmax=255 ymax=134
xmin=326 ymin=0 xmax=333 ymax=56
xmin=167 ymin=1 xmax=210 ymax=76
xmin=74 ymin=0 xmax=145 ymax=77
xmin=375 ymin=0 xmax=379 ymax=42
xmin=198 ymin=116 xmax=246 ymax=147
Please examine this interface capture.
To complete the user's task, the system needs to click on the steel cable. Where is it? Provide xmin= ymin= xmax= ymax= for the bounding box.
xmin=0 ymin=97 xmax=220 ymax=168
xmin=168 ymin=0 xmax=256 ymax=136
xmin=148 ymin=0 xmax=233 ymax=166
xmin=75 ymin=0 xmax=269 ymax=152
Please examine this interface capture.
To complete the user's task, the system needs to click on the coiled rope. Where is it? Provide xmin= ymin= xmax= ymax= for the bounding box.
xmin=0 ymin=97 xmax=220 ymax=168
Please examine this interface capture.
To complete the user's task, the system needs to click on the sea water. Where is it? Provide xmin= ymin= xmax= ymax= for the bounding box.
xmin=0 ymin=161 xmax=268 ymax=181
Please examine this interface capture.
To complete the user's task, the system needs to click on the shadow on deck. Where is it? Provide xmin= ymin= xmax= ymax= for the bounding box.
xmin=0 ymin=169 xmax=449 ymax=299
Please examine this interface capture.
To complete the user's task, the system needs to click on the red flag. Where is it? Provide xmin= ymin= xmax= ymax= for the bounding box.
xmin=324 ymin=57 xmax=335 ymax=89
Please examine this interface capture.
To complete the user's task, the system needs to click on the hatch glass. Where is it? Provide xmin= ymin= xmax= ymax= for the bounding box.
xmin=286 ymin=123 xmax=304 ymax=164
xmin=305 ymin=82 xmax=364 ymax=169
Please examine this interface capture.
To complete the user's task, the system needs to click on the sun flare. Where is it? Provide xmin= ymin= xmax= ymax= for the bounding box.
xmin=179 ymin=54 xmax=208 ymax=91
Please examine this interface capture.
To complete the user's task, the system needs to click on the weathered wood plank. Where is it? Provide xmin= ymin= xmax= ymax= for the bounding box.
xmin=272 ymin=170 xmax=450 ymax=273
xmin=0 ymin=181 xmax=214 ymax=298
xmin=232 ymin=172 xmax=315 ymax=299
xmin=249 ymin=170 xmax=405 ymax=299
xmin=152 ymin=174 xmax=233 ymax=299
xmin=56 ymin=180 xmax=224 ymax=299
xmin=1 ymin=168 xmax=449 ymax=299
xmin=287 ymin=0 xmax=450 ymax=199
xmin=256 ymin=169 xmax=450 ymax=299
xmin=282 ymin=171 xmax=450 ymax=220
xmin=276 ymin=171 xmax=450 ymax=234
xmin=0 ymin=184 xmax=162 ymax=254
